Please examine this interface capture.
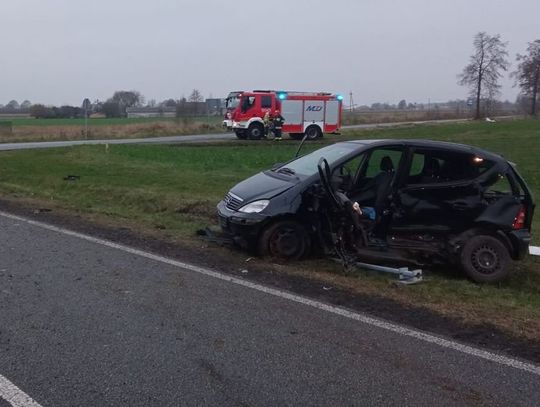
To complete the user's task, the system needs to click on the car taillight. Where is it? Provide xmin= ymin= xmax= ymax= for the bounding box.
xmin=513 ymin=205 xmax=527 ymax=230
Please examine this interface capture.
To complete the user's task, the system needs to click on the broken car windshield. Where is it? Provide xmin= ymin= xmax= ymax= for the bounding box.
xmin=277 ymin=143 xmax=359 ymax=176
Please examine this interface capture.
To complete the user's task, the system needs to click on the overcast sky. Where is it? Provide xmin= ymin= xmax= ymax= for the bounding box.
xmin=2 ymin=0 xmax=538 ymax=106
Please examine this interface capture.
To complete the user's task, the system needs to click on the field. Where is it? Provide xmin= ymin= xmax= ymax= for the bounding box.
xmin=5 ymin=116 xmax=222 ymax=127
xmin=0 ymin=116 xmax=223 ymax=143
xmin=0 ymin=119 xmax=539 ymax=340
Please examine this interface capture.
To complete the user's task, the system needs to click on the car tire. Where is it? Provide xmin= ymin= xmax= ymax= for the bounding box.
xmin=289 ymin=133 xmax=304 ymax=140
xmin=305 ymin=125 xmax=322 ymax=140
xmin=460 ymin=235 xmax=511 ymax=283
xmin=235 ymin=130 xmax=247 ymax=139
xmin=247 ymin=123 xmax=264 ymax=140
xmin=258 ymin=220 xmax=310 ymax=260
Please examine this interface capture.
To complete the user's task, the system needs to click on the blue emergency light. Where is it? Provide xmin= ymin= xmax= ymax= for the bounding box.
xmin=278 ymin=93 xmax=287 ymax=100
xmin=337 ymin=94 xmax=344 ymax=101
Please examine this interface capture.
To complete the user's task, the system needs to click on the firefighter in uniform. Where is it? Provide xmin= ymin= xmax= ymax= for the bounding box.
xmin=270 ymin=110 xmax=285 ymax=140
xmin=262 ymin=111 xmax=271 ymax=138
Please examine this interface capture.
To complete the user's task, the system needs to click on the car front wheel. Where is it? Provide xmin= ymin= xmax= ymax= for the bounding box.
xmin=460 ymin=235 xmax=511 ymax=283
xmin=258 ymin=220 xmax=310 ymax=260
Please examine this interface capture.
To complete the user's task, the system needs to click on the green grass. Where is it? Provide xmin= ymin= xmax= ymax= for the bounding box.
xmin=1 ymin=116 xmax=222 ymax=127
xmin=0 ymin=119 xmax=538 ymax=237
xmin=0 ymin=118 xmax=539 ymax=337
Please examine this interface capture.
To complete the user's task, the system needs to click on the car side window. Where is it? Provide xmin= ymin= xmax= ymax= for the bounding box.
xmin=341 ymin=153 xmax=367 ymax=179
xmin=485 ymin=173 xmax=513 ymax=195
xmin=363 ymin=148 xmax=403 ymax=178
xmin=406 ymin=149 xmax=495 ymax=185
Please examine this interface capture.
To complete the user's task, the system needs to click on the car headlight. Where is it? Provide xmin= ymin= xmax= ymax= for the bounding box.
xmin=238 ymin=200 xmax=270 ymax=213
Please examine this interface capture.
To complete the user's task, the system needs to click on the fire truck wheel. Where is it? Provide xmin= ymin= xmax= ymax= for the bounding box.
xmin=247 ymin=123 xmax=265 ymax=140
xmin=305 ymin=125 xmax=322 ymax=140
xmin=234 ymin=130 xmax=247 ymax=139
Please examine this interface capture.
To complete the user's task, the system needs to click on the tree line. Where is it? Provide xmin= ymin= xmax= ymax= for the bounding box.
xmin=0 ymin=89 xmax=206 ymax=119
xmin=458 ymin=33 xmax=540 ymax=118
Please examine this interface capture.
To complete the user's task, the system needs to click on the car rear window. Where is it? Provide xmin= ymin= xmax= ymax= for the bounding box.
xmin=407 ymin=149 xmax=495 ymax=184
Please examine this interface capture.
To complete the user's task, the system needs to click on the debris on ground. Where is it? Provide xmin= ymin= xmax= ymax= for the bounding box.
xmin=63 ymin=175 xmax=81 ymax=181
xmin=33 ymin=208 xmax=52 ymax=214
xmin=196 ymin=228 xmax=235 ymax=247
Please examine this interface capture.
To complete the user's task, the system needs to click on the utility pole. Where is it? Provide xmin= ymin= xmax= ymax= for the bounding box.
xmin=82 ymin=98 xmax=91 ymax=139
xmin=349 ymin=91 xmax=354 ymax=112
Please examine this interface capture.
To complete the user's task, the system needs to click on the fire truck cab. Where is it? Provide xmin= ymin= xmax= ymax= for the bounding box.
xmin=225 ymin=90 xmax=343 ymax=140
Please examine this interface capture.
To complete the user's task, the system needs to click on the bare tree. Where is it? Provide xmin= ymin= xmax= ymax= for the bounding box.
xmin=111 ymin=90 xmax=144 ymax=108
xmin=188 ymin=89 xmax=203 ymax=103
xmin=512 ymin=40 xmax=540 ymax=116
xmin=20 ymin=100 xmax=32 ymax=110
xmin=6 ymin=100 xmax=19 ymax=110
xmin=458 ymin=32 xmax=509 ymax=119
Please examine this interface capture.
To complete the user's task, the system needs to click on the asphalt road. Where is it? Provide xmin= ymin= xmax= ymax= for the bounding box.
xmin=0 ymin=118 xmax=483 ymax=152
xmin=0 ymin=213 xmax=538 ymax=406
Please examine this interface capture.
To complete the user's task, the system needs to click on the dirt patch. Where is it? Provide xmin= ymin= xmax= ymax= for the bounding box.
xmin=0 ymin=196 xmax=539 ymax=364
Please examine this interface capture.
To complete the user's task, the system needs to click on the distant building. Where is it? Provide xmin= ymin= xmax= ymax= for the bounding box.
xmin=206 ymin=98 xmax=225 ymax=115
xmin=126 ymin=106 xmax=176 ymax=118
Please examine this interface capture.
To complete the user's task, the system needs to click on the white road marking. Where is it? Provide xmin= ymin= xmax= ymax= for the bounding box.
xmin=1 ymin=211 xmax=539 ymax=377
xmin=530 ymin=246 xmax=540 ymax=256
xmin=0 ymin=375 xmax=42 ymax=407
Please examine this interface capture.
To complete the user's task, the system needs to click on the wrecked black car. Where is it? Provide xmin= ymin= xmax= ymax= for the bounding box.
xmin=217 ymin=140 xmax=535 ymax=283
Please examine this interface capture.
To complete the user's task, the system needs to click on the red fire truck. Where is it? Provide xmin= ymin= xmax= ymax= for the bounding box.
xmin=224 ymin=90 xmax=343 ymax=140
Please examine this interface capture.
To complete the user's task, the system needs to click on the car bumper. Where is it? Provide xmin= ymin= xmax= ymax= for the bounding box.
xmin=507 ymin=229 xmax=531 ymax=260
xmin=217 ymin=201 xmax=268 ymax=249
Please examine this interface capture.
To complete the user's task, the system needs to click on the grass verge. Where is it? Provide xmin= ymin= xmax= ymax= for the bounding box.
xmin=0 ymin=116 xmax=223 ymax=143
xmin=0 ymin=119 xmax=539 ymax=340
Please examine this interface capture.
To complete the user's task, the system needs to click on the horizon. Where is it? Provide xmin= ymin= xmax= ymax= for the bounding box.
xmin=2 ymin=0 xmax=538 ymax=106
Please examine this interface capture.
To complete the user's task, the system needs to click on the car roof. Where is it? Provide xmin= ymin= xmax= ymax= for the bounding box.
xmin=342 ymin=139 xmax=505 ymax=162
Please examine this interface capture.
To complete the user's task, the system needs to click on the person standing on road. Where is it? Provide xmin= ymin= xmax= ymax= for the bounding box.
xmin=271 ymin=110 xmax=285 ymax=141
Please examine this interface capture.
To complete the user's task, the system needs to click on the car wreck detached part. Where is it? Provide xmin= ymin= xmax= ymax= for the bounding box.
xmin=217 ymin=139 xmax=535 ymax=284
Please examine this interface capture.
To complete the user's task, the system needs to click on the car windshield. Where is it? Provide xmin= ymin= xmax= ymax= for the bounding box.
xmin=276 ymin=143 xmax=360 ymax=177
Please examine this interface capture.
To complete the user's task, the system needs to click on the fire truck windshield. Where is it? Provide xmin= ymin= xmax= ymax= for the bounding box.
xmin=225 ymin=93 xmax=241 ymax=110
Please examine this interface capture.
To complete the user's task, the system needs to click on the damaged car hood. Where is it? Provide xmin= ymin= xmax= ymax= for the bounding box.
xmin=230 ymin=171 xmax=298 ymax=202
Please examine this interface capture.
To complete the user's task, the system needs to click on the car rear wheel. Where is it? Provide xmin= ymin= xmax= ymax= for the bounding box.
xmin=460 ymin=235 xmax=511 ymax=283
xmin=258 ymin=220 xmax=310 ymax=260
xmin=247 ymin=123 xmax=264 ymax=140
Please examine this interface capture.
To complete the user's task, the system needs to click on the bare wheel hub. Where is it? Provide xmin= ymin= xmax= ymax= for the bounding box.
xmin=269 ymin=228 xmax=300 ymax=257
xmin=472 ymin=245 xmax=500 ymax=274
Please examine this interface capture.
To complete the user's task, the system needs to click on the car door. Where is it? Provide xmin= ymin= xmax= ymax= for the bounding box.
xmin=347 ymin=145 xmax=406 ymax=208
xmin=392 ymin=147 xmax=490 ymax=233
